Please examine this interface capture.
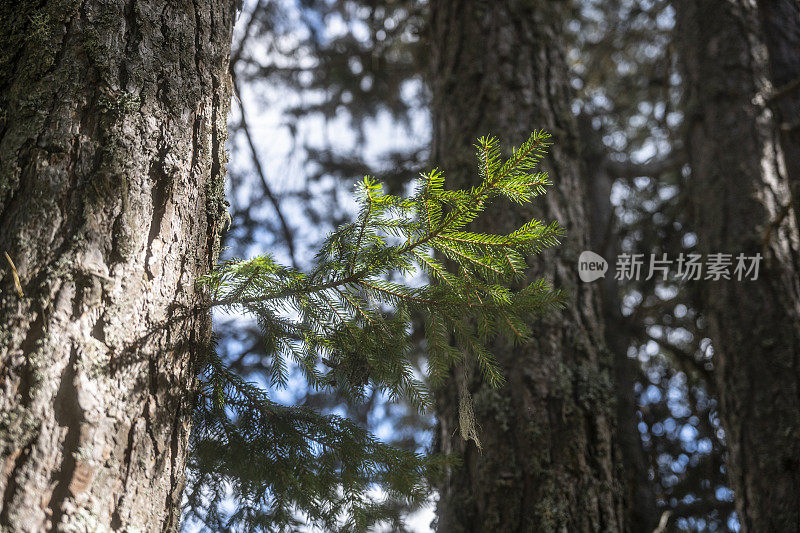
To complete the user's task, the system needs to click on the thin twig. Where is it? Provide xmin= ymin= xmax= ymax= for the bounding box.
xmin=229 ymin=3 xmax=259 ymax=72
xmin=232 ymin=75 xmax=299 ymax=268
xmin=211 ymin=268 xmax=368 ymax=307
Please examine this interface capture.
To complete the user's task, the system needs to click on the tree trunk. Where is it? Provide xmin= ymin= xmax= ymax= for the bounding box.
xmin=674 ymin=0 xmax=800 ymax=530
xmin=428 ymin=2 xmax=628 ymax=531
xmin=0 ymin=0 xmax=233 ymax=530
xmin=757 ymin=0 xmax=800 ymax=228
xmin=579 ymin=115 xmax=660 ymax=533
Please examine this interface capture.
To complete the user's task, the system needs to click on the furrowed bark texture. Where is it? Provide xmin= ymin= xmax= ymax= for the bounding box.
xmin=757 ymin=0 xmax=800 ymax=228
xmin=674 ymin=0 xmax=800 ymax=530
xmin=429 ymin=2 xmax=627 ymax=531
xmin=0 ymin=0 xmax=233 ymax=530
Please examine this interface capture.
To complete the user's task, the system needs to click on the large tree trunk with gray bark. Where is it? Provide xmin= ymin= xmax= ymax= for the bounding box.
xmin=0 ymin=0 xmax=233 ymax=530
xmin=428 ymin=2 xmax=628 ymax=531
xmin=674 ymin=0 xmax=800 ymax=530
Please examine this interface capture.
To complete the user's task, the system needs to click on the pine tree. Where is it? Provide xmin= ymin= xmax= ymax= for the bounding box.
xmin=0 ymin=0 xmax=234 ymax=529
xmin=427 ymin=2 xmax=629 ymax=531
xmin=572 ymin=1 xmax=734 ymax=528
xmin=674 ymin=0 xmax=800 ymax=529
xmin=184 ymin=132 xmax=565 ymax=531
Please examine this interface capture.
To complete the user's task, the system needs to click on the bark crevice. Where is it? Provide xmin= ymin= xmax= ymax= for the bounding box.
xmin=48 ymin=346 xmax=84 ymax=527
xmin=0 ymin=0 xmax=234 ymax=528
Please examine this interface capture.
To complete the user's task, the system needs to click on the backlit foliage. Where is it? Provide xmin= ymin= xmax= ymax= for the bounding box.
xmin=185 ymin=133 xmax=564 ymax=531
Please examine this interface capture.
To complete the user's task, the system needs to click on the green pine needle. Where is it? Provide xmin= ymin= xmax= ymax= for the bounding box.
xmin=189 ymin=132 xmax=565 ymax=531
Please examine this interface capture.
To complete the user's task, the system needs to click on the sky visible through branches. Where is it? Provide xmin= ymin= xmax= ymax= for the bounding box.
xmin=186 ymin=0 xmax=737 ymax=530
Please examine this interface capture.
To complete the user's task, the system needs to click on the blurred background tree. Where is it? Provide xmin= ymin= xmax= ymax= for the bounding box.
xmin=187 ymin=0 xmax=800 ymax=531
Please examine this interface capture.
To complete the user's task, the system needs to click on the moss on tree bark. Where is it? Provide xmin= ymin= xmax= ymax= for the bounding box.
xmin=0 ymin=0 xmax=233 ymax=529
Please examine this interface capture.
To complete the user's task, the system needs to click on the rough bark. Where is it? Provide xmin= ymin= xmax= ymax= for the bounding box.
xmin=757 ymin=0 xmax=800 ymax=228
xmin=429 ymin=2 xmax=628 ymax=531
xmin=674 ymin=0 xmax=800 ymax=530
xmin=0 ymin=0 xmax=233 ymax=530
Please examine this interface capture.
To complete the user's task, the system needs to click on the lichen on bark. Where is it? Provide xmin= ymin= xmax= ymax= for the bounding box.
xmin=0 ymin=0 xmax=234 ymax=530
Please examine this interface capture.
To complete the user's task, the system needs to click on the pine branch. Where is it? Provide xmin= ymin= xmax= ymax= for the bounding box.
xmin=191 ymin=132 xmax=563 ymax=531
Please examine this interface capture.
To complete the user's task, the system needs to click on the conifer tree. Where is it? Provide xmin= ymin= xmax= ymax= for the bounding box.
xmin=0 ymin=0 xmax=234 ymax=529
xmin=674 ymin=0 xmax=800 ymax=529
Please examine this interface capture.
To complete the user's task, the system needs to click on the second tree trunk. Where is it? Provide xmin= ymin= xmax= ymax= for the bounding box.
xmin=674 ymin=0 xmax=800 ymax=529
xmin=428 ymin=2 xmax=628 ymax=531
